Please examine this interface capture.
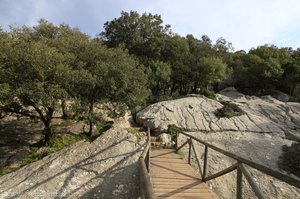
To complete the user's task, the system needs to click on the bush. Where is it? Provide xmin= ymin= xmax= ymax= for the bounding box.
xmin=278 ymin=142 xmax=300 ymax=177
xmin=148 ymin=95 xmax=173 ymax=104
xmin=90 ymin=120 xmax=113 ymax=141
xmin=215 ymin=101 xmax=243 ymax=118
xmin=165 ymin=124 xmax=183 ymax=141
xmin=198 ymin=88 xmax=216 ymax=100
xmin=0 ymin=166 xmax=11 ymax=176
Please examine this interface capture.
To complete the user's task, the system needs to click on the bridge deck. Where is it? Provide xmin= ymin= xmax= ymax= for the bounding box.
xmin=151 ymin=149 xmax=217 ymax=199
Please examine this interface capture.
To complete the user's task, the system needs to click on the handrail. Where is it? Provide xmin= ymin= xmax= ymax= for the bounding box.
xmin=176 ymin=131 xmax=300 ymax=199
xmin=139 ymin=127 xmax=155 ymax=199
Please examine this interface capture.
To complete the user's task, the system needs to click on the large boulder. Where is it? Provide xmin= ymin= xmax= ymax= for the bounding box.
xmin=136 ymin=88 xmax=300 ymax=140
xmin=0 ymin=127 xmax=145 ymax=199
xmin=157 ymin=133 xmax=172 ymax=146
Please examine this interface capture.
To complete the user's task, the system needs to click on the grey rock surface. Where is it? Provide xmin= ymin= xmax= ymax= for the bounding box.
xmin=137 ymin=87 xmax=300 ymax=199
xmin=136 ymin=87 xmax=300 ymax=140
xmin=178 ymin=132 xmax=300 ymax=199
xmin=0 ymin=127 xmax=144 ymax=199
xmin=157 ymin=133 xmax=172 ymax=146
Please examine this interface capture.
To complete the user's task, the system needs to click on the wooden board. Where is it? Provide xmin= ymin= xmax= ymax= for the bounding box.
xmin=151 ymin=149 xmax=218 ymax=199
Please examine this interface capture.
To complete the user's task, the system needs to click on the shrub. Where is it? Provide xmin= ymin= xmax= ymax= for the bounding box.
xmin=278 ymin=142 xmax=300 ymax=177
xmin=0 ymin=166 xmax=11 ymax=176
xmin=90 ymin=120 xmax=113 ymax=141
xmin=165 ymin=124 xmax=183 ymax=141
xmin=215 ymin=101 xmax=243 ymax=118
xmin=198 ymin=88 xmax=216 ymax=100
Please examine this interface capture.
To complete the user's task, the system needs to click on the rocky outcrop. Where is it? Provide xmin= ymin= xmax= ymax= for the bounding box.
xmin=178 ymin=131 xmax=300 ymax=199
xmin=137 ymin=87 xmax=300 ymax=199
xmin=157 ymin=133 xmax=172 ymax=146
xmin=136 ymin=87 xmax=300 ymax=140
xmin=0 ymin=127 xmax=145 ymax=199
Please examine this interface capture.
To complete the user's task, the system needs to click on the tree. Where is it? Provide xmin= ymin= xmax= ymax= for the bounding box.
xmin=191 ymin=57 xmax=229 ymax=92
xmin=0 ymin=30 xmax=69 ymax=146
xmin=100 ymin=10 xmax=171 ymax=58
xmin=148 ymin=60 xmax=171 ymax=95
xmin=65 ymin=39 xmax=150 ymax=136
xmin=281 ymin=62 xmax=300 ymax=96
xmin=214 ymin=37 xmax=234 ymax=53
xmin=233 ymin=52 xmax=284 ymax=94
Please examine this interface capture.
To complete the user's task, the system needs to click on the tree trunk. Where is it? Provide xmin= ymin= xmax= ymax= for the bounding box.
xmin=61 ymin=100 xmax=68 ymax=119
xmin=43 ymin=121 xmax=52 ymax=146
xmin=43 ymin=108 xmax=54 ymax=146
xmin=290 ymin=84 xmax=296 ymax=97
xmin=88 ymin=101 xmax=94 ymax=137
xmin=192 ymin=82 xmax=198 ymax=93
xmin=171 ymin=82 xmax=176 ymax=95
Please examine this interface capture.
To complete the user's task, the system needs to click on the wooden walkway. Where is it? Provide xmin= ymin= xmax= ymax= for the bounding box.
xmin=150 ymin=149 xmax=217 ymax=199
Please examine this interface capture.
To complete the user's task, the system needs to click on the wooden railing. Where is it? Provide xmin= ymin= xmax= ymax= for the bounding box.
xmin=176 ymin=131 xmax=300 ymax=199
xmin=139 ymin=127 xmax=155 ymax=199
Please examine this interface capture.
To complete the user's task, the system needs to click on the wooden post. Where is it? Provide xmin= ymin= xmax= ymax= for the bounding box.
xmin=202 ymin=145 xmax=208 ymax=180
xmin=146 ymin=150 xmax=150 ymax=172
xmin=188 ymin=139 xmax=192 ymax=164
xmin=237 ymin=163 xmax=243 ymax=199
xmin=146 ymin=127 xmax=151 ymax=172
xmin=175 ymin=131 xmax=178 ymax=150
xmin=240 ymin=164 xmax=265 ymax=199
xmin=191 ymin=141 xmax=203 ymax=178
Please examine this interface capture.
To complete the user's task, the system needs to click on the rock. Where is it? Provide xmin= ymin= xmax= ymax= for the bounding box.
xmin=136 ymin=88 xmax=300 ymax=139
xmin=177 ymin=131 xmax=300 ymax=199
xmin=269 ymin=90 xmax=291 ymax=102
xmin=157 ymin=133 xmax=172 ymax=146
xmin=0 ymin=127 xmax=145 ymax=199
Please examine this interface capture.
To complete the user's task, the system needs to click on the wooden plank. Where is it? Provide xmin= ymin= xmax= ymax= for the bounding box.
xmin=151 ymin=149 xmax=218 ymax=199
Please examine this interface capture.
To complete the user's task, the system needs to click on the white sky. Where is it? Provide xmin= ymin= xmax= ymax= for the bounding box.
xmin=1 ymin=0 xmax=300 ymax=51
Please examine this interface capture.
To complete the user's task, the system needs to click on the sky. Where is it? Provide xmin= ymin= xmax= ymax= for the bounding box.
xmin=1 ymin=0 xmax=300 ymax=51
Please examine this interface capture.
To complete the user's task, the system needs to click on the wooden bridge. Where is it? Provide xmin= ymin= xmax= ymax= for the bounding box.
xmin=151 ymin=149 xmax=216 ymax=199
xmin=139 ymin=128 xmax=300 ymax=199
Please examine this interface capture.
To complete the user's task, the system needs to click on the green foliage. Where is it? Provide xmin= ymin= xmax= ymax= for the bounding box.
xmin=165 ymin=124 xmax=183 ymax=141
xmin=0 ymin=166 xmax=11 ymax=176
xmin=0 ymin=137 xmax=7 ymax=146
xmin=176 ymin=149 xmax=184 ymax=158
xmin=215 ymin=101 xmax=243 ymax=118
xmin=127 ymin=128 xmax=143 ymax=143
xmin=149 ymin=60 xmax=172 ymax=95
xmin=90 ymin=120 xmax=113 ymax=141
xmin=148 ymin=95 xmax=173 ymax=104
xmin=0 ymin=18 xmax=150 ymax=144
xmin=100 ymin=10 xmax=171 ymax=57
xmin=232 ymin=46 xmax=289 ymax=94
xmin=2 ymin=13 xmax=300 ymax=150
xmin=21 ymin=133 xmax=89 ymax=166
xmin=278 ymin=142 xmax=300 ymax=177
xmin=198 ymin=88 xmax=216 ymax=100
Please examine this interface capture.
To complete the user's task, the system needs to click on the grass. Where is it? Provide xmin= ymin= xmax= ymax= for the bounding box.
xmin=0 ymin=117 xmax=114 ymax=177
xmin=127 ymin=128 xmax=143 ymax=143
xmin=52 ymin=119 xmax=75 ymax=130
xmin=21 ymin=119 xmax=113 ymax=167
xmin=90 ymin=120 xmax=113 ymax=141
xmin=0 ymin=166 xmax=11 ymax=176
xmin=21 ymin=133 xmax=89 ymax=167
xmin=176 ymin=149 xmax=184 ymax=159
